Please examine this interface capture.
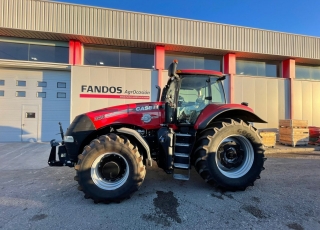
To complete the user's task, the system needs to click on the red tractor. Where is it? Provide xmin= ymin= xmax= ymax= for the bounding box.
xmin=49 ymin=60 xmax=267 ymax=203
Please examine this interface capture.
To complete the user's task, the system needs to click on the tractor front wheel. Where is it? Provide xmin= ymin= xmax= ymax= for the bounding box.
xmin=74 ymin=133 xmax=146 ymax=203
xmin=194 ymin=119 xmax=266 ymax=191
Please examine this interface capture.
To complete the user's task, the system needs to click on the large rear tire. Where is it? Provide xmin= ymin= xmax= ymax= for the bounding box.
xmin=194 ymin=119 xmax=266 ymax=191
xmin=74 ymin=133 xmax=146 ymax=203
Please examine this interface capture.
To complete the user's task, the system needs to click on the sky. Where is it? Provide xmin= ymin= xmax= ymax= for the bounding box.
xmin=55 ymin=0 xmax=320 ymax=37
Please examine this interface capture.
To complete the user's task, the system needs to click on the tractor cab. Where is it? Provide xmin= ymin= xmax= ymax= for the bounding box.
xmin=163 ymin=60 xmax=226 ymax=125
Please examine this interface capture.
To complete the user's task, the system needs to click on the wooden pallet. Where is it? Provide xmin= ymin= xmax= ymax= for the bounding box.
xmin=279 ymin=119 xmax=308 ymax=128
xmin=280 ymin=140 xmax=308 ymax=147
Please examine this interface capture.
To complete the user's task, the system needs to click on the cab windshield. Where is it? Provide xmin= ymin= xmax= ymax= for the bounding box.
xmin=177 ymin=75 xmax=225 ymax=124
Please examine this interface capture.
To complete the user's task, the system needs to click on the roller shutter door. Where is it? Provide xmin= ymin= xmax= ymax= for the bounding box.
xmin=0 ymin=68 xmax=70 ymax=142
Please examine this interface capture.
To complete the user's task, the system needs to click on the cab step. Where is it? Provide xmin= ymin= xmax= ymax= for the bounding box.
xmin=173 ymin=173 xmax=189 ymax=181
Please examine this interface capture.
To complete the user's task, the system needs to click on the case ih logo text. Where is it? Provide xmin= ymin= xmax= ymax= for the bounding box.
xmin=136 ymin=105 xmax=159 ymax=111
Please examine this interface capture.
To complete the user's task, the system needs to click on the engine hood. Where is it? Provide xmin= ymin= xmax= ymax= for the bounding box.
xmin=85 ymin=102 xmax=164 ymax=130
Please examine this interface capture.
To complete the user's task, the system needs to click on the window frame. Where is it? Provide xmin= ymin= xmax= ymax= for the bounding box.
xmin=0 ymin=38 xmax=69 ymax=64
xmin=16 ymin=80 xmax=26 ymax=87
xmin=236 ymin=58 xmax=280 ymax=77
xmin=37 ymin=81 xmax=47 ymax=87
xmin=57 ymin=82 xmax=66 ymax=88
xmin=36 ymin=92 xmax=46 ymax=98
xmin=165 ymin=51 xmax=222 ymax=71
xmin=16 ymin=91 xmax=26 ymax=97
xmin=295 ymin=64 xmax=320 ymax=80
xmin=84 ymin=45 xmax=154 ymax=69
xmin=57 ymin=92 xmax=66 ymax=98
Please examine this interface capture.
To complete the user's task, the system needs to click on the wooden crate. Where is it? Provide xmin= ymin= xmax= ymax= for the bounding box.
xmin=279 ymin=119 xmax=308 ymax=128
xmin=279 ymin=127 xmax=309 ymax=135
xmin=260 ymin=132 xmax=276 ymax=147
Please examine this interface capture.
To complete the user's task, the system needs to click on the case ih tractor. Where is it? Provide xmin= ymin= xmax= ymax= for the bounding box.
xmin=49 ymin=60 xmax=267 ymax=203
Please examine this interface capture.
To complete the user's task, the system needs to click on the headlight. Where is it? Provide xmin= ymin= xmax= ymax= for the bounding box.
xmin=64 ymin=136 xmax=74 ymax=143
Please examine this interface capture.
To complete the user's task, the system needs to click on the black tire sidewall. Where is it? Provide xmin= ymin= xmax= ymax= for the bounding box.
xmin=78 ymin=141 xmax=140 ymax=200
xmin=206 ymin=123 xmax=264 ymax=188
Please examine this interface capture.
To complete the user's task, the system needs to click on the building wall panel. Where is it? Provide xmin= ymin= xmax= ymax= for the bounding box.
xmin=234 ymin=76 xmax=289 ymax=129
xmin=71 ymin=66 xmax=155 ymax=121
xmin=293 ymin=80 xmax=320 ymax=126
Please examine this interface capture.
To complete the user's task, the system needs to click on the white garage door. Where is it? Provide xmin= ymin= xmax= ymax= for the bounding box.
xmin=0 ymin=68 xmax=70 ymax=142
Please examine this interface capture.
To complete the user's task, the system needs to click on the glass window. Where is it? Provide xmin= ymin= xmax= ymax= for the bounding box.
xmin=0 ymin=41 xmax=28 ymax=61
xmin=296 ymin=65 xmax=320 ymax=80
xmin=57 ymin=82 xmax=66 ymax=88
xmin=119 ymin=49 xmax=154 ymax=69
xmin=0 ymin=41 xmax=68 ymax=63
xmin=57 ymin=92 xmax=66 ymax=98
xmin=0 ymin=80 xmax=4 ymax=86
xmin=16 ymin=91 xmax=26 ymax=97
xmin=16 ymin=80 xmax=26 ymax=86
xmin=37 ymin=81 xmax=47 ymax=87
xmin=177 ymin=76 xmax=225 ymax=124
xmin=29 ymin=45 xmax=68 ymax=63
xmin=165 ymin=52 xmax=221 ymax=71
xmin=37 ymin=92 xmax=46 ymax=98
xmin=236 ymin=60 xmax=278 ymax=77
xmin=84 ymin=46 xmax=154 ymax=69
xmin=0 ymin=90 xmax=4 ymax=96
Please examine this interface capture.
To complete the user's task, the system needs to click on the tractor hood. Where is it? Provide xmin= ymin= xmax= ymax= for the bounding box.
xmin=86 ymin=102 xmax=164 ymax=130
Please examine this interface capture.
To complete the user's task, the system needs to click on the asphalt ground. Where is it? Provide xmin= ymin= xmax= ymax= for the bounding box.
xmin=0 ymin=143 xmax=319 ymax=230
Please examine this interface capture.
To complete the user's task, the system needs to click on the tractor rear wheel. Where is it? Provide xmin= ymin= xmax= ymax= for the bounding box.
xmin=74 ymin=133 xmax=146 ymax=203
xmin=194 ymin=119 xmax=266 ymax=191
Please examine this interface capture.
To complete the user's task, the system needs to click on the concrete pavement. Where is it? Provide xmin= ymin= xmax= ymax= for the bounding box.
xmin=0 ymin=142 xmax=319 ymax=230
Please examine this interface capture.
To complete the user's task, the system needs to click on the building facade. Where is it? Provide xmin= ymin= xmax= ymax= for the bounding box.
xmin=0 ymin=0 xmax=320 ymax=142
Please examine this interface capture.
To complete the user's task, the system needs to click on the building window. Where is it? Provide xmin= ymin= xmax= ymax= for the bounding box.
xmin=37 ymin=92 xmax=46 ymax=98
xmin=84 ymin=46 xmax=154 ymax=69
xmin=57 ymin=82 xmax=66 ymax=88
xmin=57 ymin=92 xmax=66 ymax=98
xmin=0 ymin=80 xmax=4 ymax=85
xmin=296 ymin=65 xmax=320 ymax=80
xmin=29 ymin=44 xmax=69 ymax=63
xmin=16 ymin=80 xmax=26 ymax=86
xmin=0 ymin=90 xmax=4 ymax=96
xmin=0 ymin=41 xmax=68 ymax=64
xmin=165 ymin=52 xmax=222 ymax=71
xmin=236 ymin=60 xmax=278 ymax=77
xmin=16 ymin=91 xmax=26 ymax=97
xmin=0 ymin=42 xmax=29 ymax=61
xmin=37 ymin=81 xmax=47 ymax=87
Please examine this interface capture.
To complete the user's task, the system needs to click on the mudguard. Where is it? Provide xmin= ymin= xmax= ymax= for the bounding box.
xmin=195 ymin=104 xmax=267 ymax=130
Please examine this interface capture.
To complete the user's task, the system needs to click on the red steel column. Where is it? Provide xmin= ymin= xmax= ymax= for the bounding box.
xmin=74 ymin=40 xmax=83 ymax=65
xmin=69 ymin=40 xmax=83 ymax=65
xmin=69 ymin=40 xmax=75 ymax=65
xmin=155 ymin=46 xmax=165 ymax=87
xmin=282 ymin=59 xmax=295 ymax=119
xmin=223 ymin=53 xmax=236 ymax=103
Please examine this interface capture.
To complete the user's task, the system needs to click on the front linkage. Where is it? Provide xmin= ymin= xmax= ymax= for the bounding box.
xmin=48 ymin=122 xmax=74 ymax=167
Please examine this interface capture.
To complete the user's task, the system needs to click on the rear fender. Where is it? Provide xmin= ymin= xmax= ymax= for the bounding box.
xmin=195 ymin=108 xmax=267 ymax=130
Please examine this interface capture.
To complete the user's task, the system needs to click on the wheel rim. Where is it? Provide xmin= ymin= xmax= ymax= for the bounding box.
xmin=91 ymin=152 xmax=129 ymax=190
xmin=215 ymin=135 xmax=254 ymax=179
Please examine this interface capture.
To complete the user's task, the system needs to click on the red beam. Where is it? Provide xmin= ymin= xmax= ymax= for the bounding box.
xmin=223 ymin=53 xmax=236 ymax=103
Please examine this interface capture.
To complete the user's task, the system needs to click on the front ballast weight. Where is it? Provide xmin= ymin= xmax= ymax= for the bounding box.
xmin=48 ymin=123 xmax=74 ymax=167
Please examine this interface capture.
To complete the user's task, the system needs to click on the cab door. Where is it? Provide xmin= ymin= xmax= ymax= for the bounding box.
xmin=164 ymin=79 xmax=179 ymax=124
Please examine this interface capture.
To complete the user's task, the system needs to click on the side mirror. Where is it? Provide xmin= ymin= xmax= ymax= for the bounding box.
xmin=168 ymin=60 xmax=178 ymax=78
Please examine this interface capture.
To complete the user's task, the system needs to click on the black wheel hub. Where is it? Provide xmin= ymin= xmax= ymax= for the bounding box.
xmin=98 ymin=154 xmax=126 ymax=181
xmin=218 ymin=142 xmax=244 ymax=169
